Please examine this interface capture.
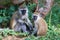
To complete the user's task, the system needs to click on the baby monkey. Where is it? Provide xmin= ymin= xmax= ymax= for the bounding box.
xmin=32 ymin=12 xmax=48 ymax=36
xmin=10 ymin=7 xmax=33 ymax=34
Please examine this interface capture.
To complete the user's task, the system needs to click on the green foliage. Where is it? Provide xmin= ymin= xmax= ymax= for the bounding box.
xmin=0 ymin=5 xmax=15 ymax=27
xmin=28 ymin=3 xmax=36 ymax=20
xmin=0 ymin=28 xmax=29 ymax=37
xmin=39 ymin=26 xmax=60 ymax=40
xmin=45 ymin=1 xmax=60 ymax=27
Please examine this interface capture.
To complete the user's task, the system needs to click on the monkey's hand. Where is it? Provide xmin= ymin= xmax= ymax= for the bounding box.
xmin=31 ymin=26 xmax=38 ymax=36
xmin=25 ymin=20 xmax=33 ymax=31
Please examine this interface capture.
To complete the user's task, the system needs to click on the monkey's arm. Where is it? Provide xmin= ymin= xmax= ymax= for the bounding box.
xmin=26 ymin=18 xmax=32 ymax=25
xmin=27 ymin=19 xmax=32 ymax=25
xmin=31 ymin=23 xmax=38 ymax=36
xmin=10 ymin=11 xmax=18 ymax=29
xmin=10 ymin=19 xmax=17 ymax=29
xmin=25 ymin=18 xmax=33 ymax=30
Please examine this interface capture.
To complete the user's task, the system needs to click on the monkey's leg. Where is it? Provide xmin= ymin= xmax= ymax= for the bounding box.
xmin=31 ymin=26 xmax=38 ymax=36
xmin=17 ymin=19 xmax=28 ymax=33
xmin=31 ymin=22 xmax=39 ymax=36
xmin=21 ymin=23 xmax=28 ymax=33
xmin=14 ymin=23 xmax=21 ymax=32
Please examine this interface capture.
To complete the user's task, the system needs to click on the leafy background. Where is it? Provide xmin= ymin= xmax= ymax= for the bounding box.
xmin=0 ymin=0 xmax=60 ymax=40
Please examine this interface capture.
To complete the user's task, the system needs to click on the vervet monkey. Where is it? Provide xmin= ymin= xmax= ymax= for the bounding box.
xmin=32 ymin=12 xmax=48 ymax=36
xmin=10 ymin=6 xmax=33 ymax=33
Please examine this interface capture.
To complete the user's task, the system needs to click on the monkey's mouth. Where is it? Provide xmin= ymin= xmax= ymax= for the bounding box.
xmin=33 ymin=16 xmax=37 ymax=21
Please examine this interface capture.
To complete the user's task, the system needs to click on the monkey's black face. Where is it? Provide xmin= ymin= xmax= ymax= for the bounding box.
xmin=21 ymin=10 xmax=26 ymax=15
xmin=33 ymin=16 xmax=37 ymax=21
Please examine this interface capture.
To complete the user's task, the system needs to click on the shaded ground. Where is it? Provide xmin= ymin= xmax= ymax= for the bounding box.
xmin=2 ymin=35 xmax=26 ymax=40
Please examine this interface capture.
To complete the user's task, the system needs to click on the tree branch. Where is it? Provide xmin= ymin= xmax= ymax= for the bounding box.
xmin=39 ymin=0 xmax=54 ymax=18
xmin=33 ymin=0 xmax=38 ymax=4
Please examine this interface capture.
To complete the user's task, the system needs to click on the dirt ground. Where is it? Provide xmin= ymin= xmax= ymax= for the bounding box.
xmin=2 ymin=36 xmax=27 ymax=40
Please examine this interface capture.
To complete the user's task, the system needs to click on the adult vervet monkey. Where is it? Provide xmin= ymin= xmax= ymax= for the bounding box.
xmin=10 ymin=2 xmax=33 ymax=34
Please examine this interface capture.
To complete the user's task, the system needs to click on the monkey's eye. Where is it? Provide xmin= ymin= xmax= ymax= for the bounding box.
xmin=21 ymin=10 xmax=26 ymax=15
xmin=33 ymin=16 xmax=37 ymax=21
